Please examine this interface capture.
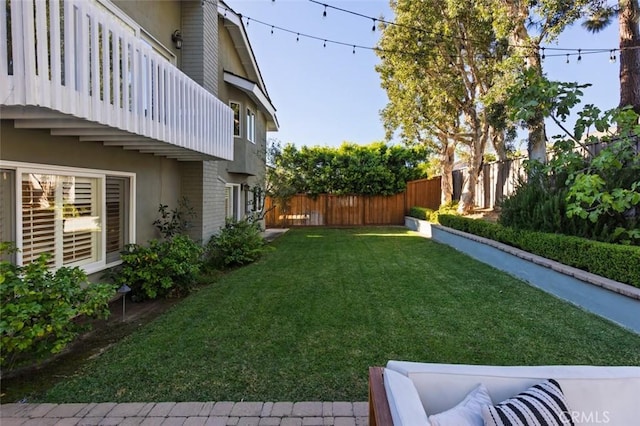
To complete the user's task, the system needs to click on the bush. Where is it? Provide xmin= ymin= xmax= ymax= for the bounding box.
xmin=408 ymin=206 xmax=433 ymax=221
xmin=113 ymin=235 xmax=203 ymax=300
xmin=408 ymin=202 xmax=459 ymax=223
xmin=438 ymin=215 xmax=640 ymax=288
xmin=206 ymin=219 xmax=267 ymax=269
xmin=153 ymin=197 xmax=196 ymax=239
xmin=499 ymin=177 xmax=635 ymax=244
xmin=0 ymin=244 xmax=115 ymax=369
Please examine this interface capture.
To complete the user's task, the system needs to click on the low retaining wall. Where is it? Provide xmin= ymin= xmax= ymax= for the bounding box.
xmin=405 ymin=216 xmax=640 ymax=334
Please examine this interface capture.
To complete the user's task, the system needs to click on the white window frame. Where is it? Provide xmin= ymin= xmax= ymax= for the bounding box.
xmin=230 ymin=101 xmax=241 ymax=138
xmin=225 ymin=183 xmax=242 ymax=220
xmin=246 ymin=107 xmax=256 ymax=143
xmin=1 ymin=161 xmax=136 ymax=274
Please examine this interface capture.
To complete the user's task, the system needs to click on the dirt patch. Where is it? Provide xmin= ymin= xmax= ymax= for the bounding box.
xmin=0 ymin=295 xmax=182 ymax=403
xmin=466 ymin=209 xmax=500 ymax=223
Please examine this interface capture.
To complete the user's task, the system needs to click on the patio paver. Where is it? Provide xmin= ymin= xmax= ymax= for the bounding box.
xmin=0 ymin=402 xmax=368 ymax=426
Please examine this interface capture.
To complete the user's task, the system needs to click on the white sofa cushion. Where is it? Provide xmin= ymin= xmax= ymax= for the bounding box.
xmin=383 ymin=368 xmax=431 ymax=426
xmin=428 ymin=383 xmax=491 ymax=426
xmin=386 ymin=361 xmax=640 ymax=425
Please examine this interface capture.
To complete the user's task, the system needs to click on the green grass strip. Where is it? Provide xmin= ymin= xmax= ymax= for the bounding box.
xmin=43 ymin=227 xmax=640 ymax=402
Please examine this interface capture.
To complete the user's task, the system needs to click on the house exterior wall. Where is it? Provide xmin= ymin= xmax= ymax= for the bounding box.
xmin=110 ymin=0 xmax=182 ymax=62
xmin=217 ymin=17 xmax=268 ymax=204
xmin=0 ymin=123 xmax=183 ymax=246
xmin=181 ymin=0 xmax=219 ymax=96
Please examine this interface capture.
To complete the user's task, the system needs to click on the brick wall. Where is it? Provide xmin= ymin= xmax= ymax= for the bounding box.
xmin=181 ymin=0 xmax=218 ymax=96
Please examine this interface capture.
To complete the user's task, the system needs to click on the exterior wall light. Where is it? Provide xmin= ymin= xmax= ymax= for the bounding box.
xmin=172 ymin=30 xmax=183 ymax=49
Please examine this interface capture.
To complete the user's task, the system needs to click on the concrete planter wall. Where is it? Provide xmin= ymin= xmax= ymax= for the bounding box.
xmin=405 ymin=216 xmax=640 ymax=334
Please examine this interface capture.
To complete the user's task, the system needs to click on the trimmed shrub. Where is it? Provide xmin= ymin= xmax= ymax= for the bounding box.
xmin=408 ymin=206 xmax=433 ymax=221
xmin=113 ymin=235 xmax=203 ymax=300
xmin=409 ymin=202 xmax=459 ymax=223
xmin=1 ymin=245 xmax=115 ymax=369
xmin=438 ymin=215 xmax=640 ymax=288
xmin=206 ymin=218 xmax=268 ymax=269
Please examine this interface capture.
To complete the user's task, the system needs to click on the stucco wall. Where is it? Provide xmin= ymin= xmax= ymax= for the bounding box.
xmin=217 ymin=20 xmax=267 ymax=182
xmin=110 ymin=0 xmax=181 ymax=62
xmin=0 ymin=121 xmax=183 ymax=246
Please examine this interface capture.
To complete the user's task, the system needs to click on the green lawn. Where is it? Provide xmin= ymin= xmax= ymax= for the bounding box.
xmin=43 ymin=227 xmax=640 ymax=402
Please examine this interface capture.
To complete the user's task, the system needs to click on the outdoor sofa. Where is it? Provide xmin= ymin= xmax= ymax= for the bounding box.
xmin=368 ymin=360 xmax=640 ymax=426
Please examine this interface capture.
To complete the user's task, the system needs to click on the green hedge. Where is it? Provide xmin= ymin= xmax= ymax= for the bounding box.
xmin=408 ymin=206 xmax=434 ymax=221
xmin=438 ymin=215 xmax=640 ymax=288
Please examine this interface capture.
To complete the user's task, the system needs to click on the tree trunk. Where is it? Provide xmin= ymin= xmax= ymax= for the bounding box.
xmin=458 ymin=127 xmax=488 ymax=214
xmin=439 ymin=142 xmax=456 ymax=206
xmin=525 ymin=49 xmax=548 ymax=162
xmin=505 ymin=2 xmax=548 ymax=164
xmin=619 ymin=0 xmax=640 ymax=114
xmin=492 ymin=132 xmax=507 ymax=209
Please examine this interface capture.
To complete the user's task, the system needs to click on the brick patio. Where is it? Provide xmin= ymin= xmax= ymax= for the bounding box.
xmin=0 ymin=401 xmax=369 ymax=426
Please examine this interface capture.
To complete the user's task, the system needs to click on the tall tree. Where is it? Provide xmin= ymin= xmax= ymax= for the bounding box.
xmin=488 ymin=0 xmax=590 ymax=162
xmin=377 ymin=0 xmax=502 ymax=212
xmin=583 ymin=0 xmax=640 ymax=113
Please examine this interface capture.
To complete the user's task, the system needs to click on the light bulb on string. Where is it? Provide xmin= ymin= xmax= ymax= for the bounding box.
xmin=610 ymin=50 xmax=617 ymax=63
xmin=323 ymin=4 xmax=327 ymax=18
xmin=246 ymin=17 xmax=250 ymax=26
xmin=372 ymin=19 xmax=376 ymax=32
xmin=271 ymin=26 xmax=274 ymax=35
xmin=566 ymin=54 xmax=570 ymax=64
xmin=323 ymin=40 xmax=327 ymax=48
xmin=353 ymin=45 xmax=356 ymax=54
xmin=541 ymin=47 xmax=545 ymax=61
xmin=296 ymin=33 xmax=300 ymax=42
xmin=577 ymin=49 xmax=582 ymax=62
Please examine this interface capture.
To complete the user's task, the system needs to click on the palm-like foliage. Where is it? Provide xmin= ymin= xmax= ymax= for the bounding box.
xmin=582 ymin=4 xmax=618 ymax=32
xmin=582 ymin=0 xmax=640 ymax=112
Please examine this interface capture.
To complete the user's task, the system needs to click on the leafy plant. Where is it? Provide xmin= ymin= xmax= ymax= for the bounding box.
xmin=0 ymin=243 xmax=115 ymax=369
xmin=505 ymin=72 xmax=640 ymax=245
xmin=206 ymin=218 xmax=267 ymax=269
xmin=113 ymin=235 xmax=203 ymax=300
xmin=153 ymin=197 xmax=196 ymax=240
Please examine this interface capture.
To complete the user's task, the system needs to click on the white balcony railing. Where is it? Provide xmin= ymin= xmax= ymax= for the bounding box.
xmin=0 ymin=0 xmax=233 ymax=161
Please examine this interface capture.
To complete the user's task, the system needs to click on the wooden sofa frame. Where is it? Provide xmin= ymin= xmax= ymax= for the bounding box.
xmin=368 ymin=367 xmax=393 ymax=426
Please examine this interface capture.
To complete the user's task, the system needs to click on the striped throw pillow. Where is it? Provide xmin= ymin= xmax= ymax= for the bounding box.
xmin=482 ymin=379 xmax=574 ymax=426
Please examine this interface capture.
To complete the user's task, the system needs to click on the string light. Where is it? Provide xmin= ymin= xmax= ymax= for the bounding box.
xmin=322 ymin=4 xmax=327 ymax=18
xmin=307 ymin=0 xmax=618 ymax=55
xmin=353 ymin=45 xmax=356 ymax=54
xmin=372 ymin=18 xmax=376 ymax=32
xmin=212 ymin=1 xmax=637 ymax=63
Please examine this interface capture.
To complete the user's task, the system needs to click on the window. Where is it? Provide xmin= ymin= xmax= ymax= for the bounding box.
xmin=106 ymin=176 xmax=130 ymax=263
xmin=230 ymin=102 xmax=241 ymax=137
xmin=246 ymin=108 xmax=256 ymax=143
xmin=2 ymin=162 xmax=133 ymax=273
xmin=225 ymin=184 xmax=241 ymax=220
xmin=0 ymin=169 xmax=16 ymax=263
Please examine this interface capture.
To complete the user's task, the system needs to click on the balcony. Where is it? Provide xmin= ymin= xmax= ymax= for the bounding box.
xmin=0 ymin=0 xmax=233 ymax=161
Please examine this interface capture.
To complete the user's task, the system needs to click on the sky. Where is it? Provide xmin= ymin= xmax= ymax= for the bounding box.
xmin=225 ymin=0 xmax=621 ymax=149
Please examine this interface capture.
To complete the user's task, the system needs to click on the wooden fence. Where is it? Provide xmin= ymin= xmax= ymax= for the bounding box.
xmin=453 ymin=158 xmax=526 ymax=210
xmin=264 ymin=177 xmax=441 ymax=227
